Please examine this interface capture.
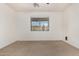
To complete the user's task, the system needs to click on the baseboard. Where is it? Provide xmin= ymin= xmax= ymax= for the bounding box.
xmin=17 ymin=38 xmax=62 ymax=41
xmin=0 ymin=40 xmax=17 ymax=49
xmin=63 ymin=40 xmax=79 ymax=49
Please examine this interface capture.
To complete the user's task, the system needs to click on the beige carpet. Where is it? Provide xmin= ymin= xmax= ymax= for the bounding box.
xmin=0 ymin=40 xmax=79 ymax=56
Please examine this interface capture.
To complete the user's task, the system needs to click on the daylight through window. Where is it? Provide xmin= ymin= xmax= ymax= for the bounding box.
xmin=31 ymin=18 xmax=49 ymax=31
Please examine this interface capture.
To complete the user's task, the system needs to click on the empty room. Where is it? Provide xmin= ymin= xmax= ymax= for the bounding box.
xmin=0 ymin=3 xmax=79 ymax=56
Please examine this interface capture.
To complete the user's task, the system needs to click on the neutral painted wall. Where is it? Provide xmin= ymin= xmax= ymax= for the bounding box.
xmin=1 ymin=3 xmax=79 ymax=49
xmin=64 ymin=4 xmax=79 ymax=48
xmin=16 ymin=12 xmax=64 ymax=41
xmin=0 ymin=4 xmax=16 ymax=49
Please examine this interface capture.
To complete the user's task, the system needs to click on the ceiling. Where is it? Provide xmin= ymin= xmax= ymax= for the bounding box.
xmin=7 ymin=3 xmax=71 ymax=12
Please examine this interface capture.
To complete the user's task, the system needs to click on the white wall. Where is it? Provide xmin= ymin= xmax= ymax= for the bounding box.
xmin=64 ymin=4 xmax=79 ymax=48
xmin=1 ymin=3 xmax=79 ymax=49
xmin=0 ymin=4 xmax=16 ymax=49
xmin=16 ymin=12 xmax=64 ymax=41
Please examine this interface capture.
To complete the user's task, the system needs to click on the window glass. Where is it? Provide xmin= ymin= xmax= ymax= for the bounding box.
xmin=31 ymin=18 xmax=49 ymax=31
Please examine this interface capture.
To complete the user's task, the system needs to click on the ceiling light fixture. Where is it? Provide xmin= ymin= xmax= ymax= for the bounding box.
xmin=33 ymin=3 xmax=50 ymax=8
xmin=46 ymin=3 xmax=50 ymax=5
xmin=33 ymin=3 xmax=39 ymax=8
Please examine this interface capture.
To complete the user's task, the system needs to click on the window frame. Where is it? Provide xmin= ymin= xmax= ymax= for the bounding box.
xmin=31 ymin=17 xmax=49 ymax=31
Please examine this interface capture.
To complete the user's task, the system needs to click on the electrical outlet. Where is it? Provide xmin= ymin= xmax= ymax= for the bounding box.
xmin=65 ymin=36 xmax=68 ymax=41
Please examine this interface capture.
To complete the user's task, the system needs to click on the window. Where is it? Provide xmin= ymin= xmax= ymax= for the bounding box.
xmin=31 ymin=17 xmax=49 ymax=31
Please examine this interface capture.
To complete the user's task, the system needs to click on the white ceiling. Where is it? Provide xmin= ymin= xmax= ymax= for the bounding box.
xmin=7 ymin=3 xmax=71 ymax=12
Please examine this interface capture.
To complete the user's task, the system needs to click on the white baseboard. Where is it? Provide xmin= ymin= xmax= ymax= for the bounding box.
xmin=63 ymin=40 xmax=79 ymax=49
xmin=17 ymin=38 xmax=62 ymax=41
xmin=0 ymin=40 xmax=17 ymax=49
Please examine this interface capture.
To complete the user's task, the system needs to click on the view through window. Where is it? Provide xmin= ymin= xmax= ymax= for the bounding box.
xmin=31 ymin=17 xmax=49 ymax=31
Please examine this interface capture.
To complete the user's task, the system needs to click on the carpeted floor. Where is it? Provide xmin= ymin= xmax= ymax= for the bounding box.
xmin=0 ymin=40 xmax=79 ymax=56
